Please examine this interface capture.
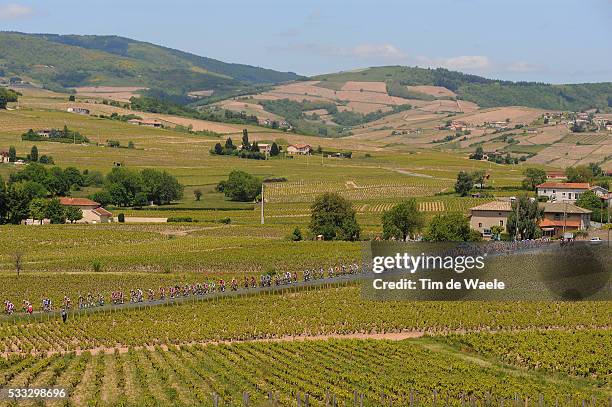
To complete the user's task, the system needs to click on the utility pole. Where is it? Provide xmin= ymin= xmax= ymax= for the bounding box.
xmin=512 ymin=197 xmax=520 ymax=241
xmin=562 ymin=201 xmax=567 ymax=238
xmin=260 ymin=183 xmax=265 ymax=225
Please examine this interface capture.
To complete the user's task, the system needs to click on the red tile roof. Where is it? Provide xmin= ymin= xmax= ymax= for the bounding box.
xmin=92 ymin=207 xmax=113 ymax=217
xmin=539 ymin=218 xmax=581 ymax=228
xmin=536 ymin=182 xmax=590 ymax=189
xmin=59 ymin=197 xmax=99 ymax=206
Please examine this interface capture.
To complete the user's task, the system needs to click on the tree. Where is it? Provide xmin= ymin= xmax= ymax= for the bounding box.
xmin=128 ymin=141 xmax=135 ymax=149
xmin=65 ymin=206 xmax=83 ymax=223
xmin=63 ymin=167 xmax=84 ymax=188
xmin=289 ymin=227 xmax=302 ymax=241
xmin=250 ymin=141 xmax=260 ymax=152
xmin=6 ymin=182 xmax=40 ymax=224
xmin=576 ymin=190 xmax=604 ymax=221
xmin=105 ymin=167 xmax=142 ymax=205
xmin=141 ymin=169 xmax=183 ymax=205
xmin=29 ymin=198 xmax=48 ymax=225
xmin=194 ymin=189 xmax=203 ymax=201
xmin=472 ymin=146 xmax=484 ymax=160
xmin=382 ymin=199 xmax=424 ymax=240
xmin=45 ymin=198 xmax=66 ymax=224
xmin=424 ymin=212 xmax=481 ymax=242
xmin=213 ymin=142 xmax=223 ymax=155
xmin=522 ymin=167 xmax=547 ymax=191
xmin=68 ymin=95 xmax=76 ymax=102
xmin=309 ymin=192 xmax=360 ymax=241
xmin=270 ymin=142 xmax=280 ymax=156
xmin=565 ymin=165 xmax=593 ymax=183
xmin=225 ymin=137 xmax=235 ymax=150
xmin=30 ymin=146 xmax=38 ymax=162
xmin=588 ymin=162 xmax=604 ymax=177
xmin=134 ymin=192 xmax=148 ymax=208
xmin=454 ymin=171 xmax=473 ymax=196
xmin=13 ymin=251 xmax=23 ymax=277
xmin=471 ymin=170 xmax=486 ymax=189
xmin=89 ymin=190 xmax=113 ymax=206
xmin=0 ymin=176 xmax=7 ymax=224
xmin=506 ymin=196 xmax=543 ymax=240
xmin=220 ymin=170 xmax=261 ymax=202
xmin=241 ymin=129 xmax=250 ymax=150
xmin=8 ymin=146 xmax=16 ymax=162
xmin=490 ymin=225 xmax=504 ymax=241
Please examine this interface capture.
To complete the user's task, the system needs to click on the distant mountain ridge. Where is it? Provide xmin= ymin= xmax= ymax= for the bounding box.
xmin=0 ymin=32 xmax=302 ymax=101
xmin=313 ymin=66 xmax=612 ymax=111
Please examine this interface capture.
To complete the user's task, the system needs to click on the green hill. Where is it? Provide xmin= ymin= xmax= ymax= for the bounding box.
xmin=0 ymin=32 xmax=301 ymax=101
xmin=313 ymin=66 xmax=612 ymax=111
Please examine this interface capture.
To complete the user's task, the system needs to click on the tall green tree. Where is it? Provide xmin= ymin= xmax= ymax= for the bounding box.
xmin=0 ymin=176 xmax=7 ymax=224
xmin=225 ymin=137 xmax=235 ymax=150
xmin=29 ymin=146 xmax=38 ymax=162
xmin=382 ymin=199 xmax=424 ymax=240
xmin=270 ymin=142 xmax=280 ymax=156
xmin=28 ymin=198 xmax=48 ymax=224
xmin=309 ymin=192 xmax=360 ymax=241
xmin=65 ymin=206 xmax=83 ymax=223
xmin=424 ymin=212 xmax=481 ymax=242
xmin=220 ymin=170 xmax=261 ymax=202
xmin=576 ymin=190 xmax=605 ymax=221
xmin=454 ymin=171 xmax=473 ymax=196
xmin=8 ymin=146 xmax=16 ymax=162
xmin=565 ymin=165 xmax=593 ymax=183
xmin=45 ymin=198 xmax=66 ymax=224
xmin=506 ymin=196 xmax=543 ymax=240
xmin=241 ymin=129 xmax=250 ymax=150
xmin=522 ymin=167 xmax=547 ymax=190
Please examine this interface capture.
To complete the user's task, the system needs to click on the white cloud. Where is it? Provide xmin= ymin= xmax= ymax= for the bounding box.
xmin=441 ymin=55 xmax=491 ymax=70
xmin=349 ymin=43 xmax=407 ymax=59
xmin=0 ymin=3 xmax=34 ymax=20
xmin=415 ymin=55 xmax=492 ymax=72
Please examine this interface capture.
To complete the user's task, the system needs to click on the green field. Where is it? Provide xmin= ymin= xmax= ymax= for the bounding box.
xmin=0 ymin=89 xmax=610 ymax=403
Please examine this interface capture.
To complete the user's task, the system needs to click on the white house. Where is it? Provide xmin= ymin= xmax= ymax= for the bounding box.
xmin=67 ymin=107 xmax=90 ymax=115
xmin=0 ymin=151 xmax=9 ymax=163
xmin=286 ymin=144 xmax=311 ymax=155
xmin=59 ymin=198 xmax=113 ymax=223
xmin=536 ymin=182 xmax=590 ymax=203
xmin=590 ymin=185 xmax=609 ymax=198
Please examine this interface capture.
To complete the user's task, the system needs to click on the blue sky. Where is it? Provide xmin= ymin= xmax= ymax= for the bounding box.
xmin=0 ymin=0 xmax=610 ymax=83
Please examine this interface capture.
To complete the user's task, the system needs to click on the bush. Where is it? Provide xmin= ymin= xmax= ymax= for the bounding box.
xmin=92 ymin=260 xmax=103 ymax=273
xmin=117 ymin=213 xmax=125 ymax=223
xmin=217 ymin=217 xmax=231 ymax=224
xmin=167 ymin=216 xmax=197 ymax=223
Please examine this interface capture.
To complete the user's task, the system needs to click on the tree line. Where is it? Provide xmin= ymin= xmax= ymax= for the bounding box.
xmin=0 ymin=164 xmax=183 ymax=224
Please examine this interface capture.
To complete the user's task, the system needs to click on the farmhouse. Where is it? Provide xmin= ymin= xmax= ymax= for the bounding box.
xmin=286 ymin=144 xmax=312 ymax=155
xmin=36 ymin=129 xmax=52 ymax=137
xmin=539 ymin=202 xmax=591 ymax=237
xmin=128 ymin=119 xmax=162 ymax=128
xmin=536 ymin=182 xmax=590 ymax=202
xmin=546 ymin=171 xmax=566 ymax=180
xmin=59 ymin=197 xmax=113 ymax=224
xmin=469 ymin=200 xmax=592 ymax=238
xmin=589 ymin=185 xmax=609 ymax=198
xmin=469 ymin=201 xmax=512 ymax=238
xmin=257 ymin=143 xmax=272 ymax=154
xmin=67 ymin=107 xmax=90 ymax=115
xmin=0 ymin=151 xmax=9 ymax=164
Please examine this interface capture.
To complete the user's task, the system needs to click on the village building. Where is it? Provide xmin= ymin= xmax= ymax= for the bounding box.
xmin=469 ymin=201 xmax=512 ymax=238
xmin=257 ymin=143 xmax=272 ymax=155
xmin=469 ymin=201 xmax=592 ymax=238
xmin=536 ymin=182 xmax=590 ymax=202
xmin=66 ymin=107 xmax=90 ymax=115
xmin=539 ymin=202 xmax=591 ymax=237
xmin=127 ymin=118 xmax=162 ymax=128
xmin=0 ymin=151 xmax=9 ymax=164
xmin=589 ymin=185 xmax=609 ymax=198
xmin=546 ymin=171 xmax=566 ymax=180
xmin=36 ymin=129 xmax=52 ymax=137
xmin=59 ymin=197 xmax=113 ymax=224
xmin=286 ymin=144 xmax=312 ymax=155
